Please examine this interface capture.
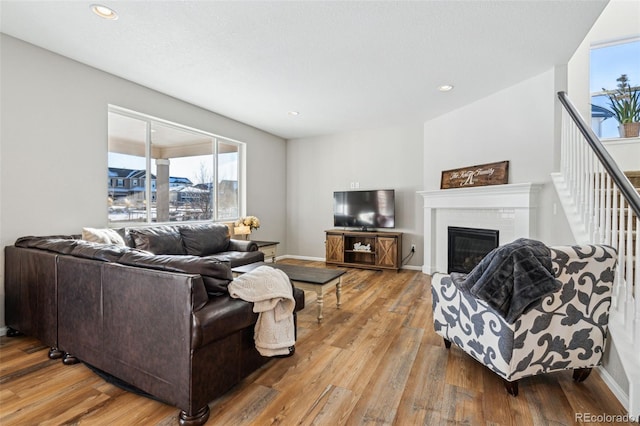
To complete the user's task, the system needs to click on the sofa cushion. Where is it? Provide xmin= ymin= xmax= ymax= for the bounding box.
xmin=70 ymin=241 xmax=133 ymax=262
xmin=129 ymin=226 xmax=186 ymax=255
xmin=178 ymin=223 xmax=230 ymax=256
xmin=82 ymin=227 xmax=126 ymax=246
xmin=15 ymin=235 xmax=76 ymax=247
xmin=15 ymin=238 xmax=80 ymax=254
xmin=191 ymin=296 xmax=258 ymax=348
xmin=117 ymin=251 xmax=233 ymax=296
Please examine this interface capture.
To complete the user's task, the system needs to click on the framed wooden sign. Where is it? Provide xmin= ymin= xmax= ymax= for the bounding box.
xmin=440 ymin=160 xmax=509 ymax=189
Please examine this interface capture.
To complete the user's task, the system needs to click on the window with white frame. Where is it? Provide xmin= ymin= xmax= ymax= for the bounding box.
xmin=107 ymin=106 xmax=244 ymax=224
xmin=590 ymin=37 xmax=640 ymax=139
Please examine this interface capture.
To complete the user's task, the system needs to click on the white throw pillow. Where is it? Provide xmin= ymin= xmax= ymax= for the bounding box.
xmin=82 ymin=227 xmax=126 ymax=246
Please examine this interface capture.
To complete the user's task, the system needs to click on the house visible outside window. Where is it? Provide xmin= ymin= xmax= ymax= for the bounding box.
xmin=590 ymin=38 xmax=640 ymax=139
xmin=107 ymin=106 xmax=244 ymax=224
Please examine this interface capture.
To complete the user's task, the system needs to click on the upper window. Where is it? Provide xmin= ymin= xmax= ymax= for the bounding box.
xmin=590 ymin=38 xmax=640 ymax=139
xmin=107 ymin=106 xmax=244 ymax=225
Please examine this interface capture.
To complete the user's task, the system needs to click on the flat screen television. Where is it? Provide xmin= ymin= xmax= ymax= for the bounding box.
xmin=333 ymin=189 xmax=395 ymax=230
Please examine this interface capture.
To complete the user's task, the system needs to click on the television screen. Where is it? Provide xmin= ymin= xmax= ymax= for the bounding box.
xmin=333 ymin=189 xmax=395 ymax=230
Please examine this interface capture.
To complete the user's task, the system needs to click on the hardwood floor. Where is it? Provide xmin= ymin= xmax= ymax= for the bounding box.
xmin=0 ymin=259 xmax=634 ymax=425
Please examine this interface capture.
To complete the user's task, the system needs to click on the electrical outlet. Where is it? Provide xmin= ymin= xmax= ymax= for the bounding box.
xmin=411 ymin=244 xmax=416 ymax=253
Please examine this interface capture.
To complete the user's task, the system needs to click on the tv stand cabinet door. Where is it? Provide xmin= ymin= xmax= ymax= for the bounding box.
xmin=326 ymin=233 xmax=344 ymax=263
xmin=376 ymin=236 xmax=400 ymax=269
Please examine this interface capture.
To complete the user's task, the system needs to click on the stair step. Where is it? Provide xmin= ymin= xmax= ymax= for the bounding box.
xmin=624 ymin=171 xmax=640 ymax=189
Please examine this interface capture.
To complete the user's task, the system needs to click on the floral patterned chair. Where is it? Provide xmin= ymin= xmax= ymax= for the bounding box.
xmin=431 ymin=244 xmax=617 ymax=396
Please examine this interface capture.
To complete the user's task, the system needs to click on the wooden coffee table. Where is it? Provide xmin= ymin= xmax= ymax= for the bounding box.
xmin=232 ymin=262 xmax=346 ymax=323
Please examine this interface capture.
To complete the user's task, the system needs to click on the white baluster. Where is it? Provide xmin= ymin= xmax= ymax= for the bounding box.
xmin=604 ymin=173 xmax=612 ymax=246
xmin=612 ymin=186 xmax=620 ymax=309
xmin=618 ymin=196 xmax=628 ymax=321
xmin=598 ymin=165 xmax=606 ymax=243
xmin=577 ymin=140 xmax=584 ymax=220
xmin=635 ymin=216 xmax=639 ymax=347
xmin=587 ymin=152 xmax=595 ymax=237
xmin=627 ymin=205 xmax=635 ymax=328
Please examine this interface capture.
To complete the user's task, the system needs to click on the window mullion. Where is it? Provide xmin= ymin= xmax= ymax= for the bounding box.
xmin=213 ymin=138 xmax=218 ymax=221
xmin=145 ymin=120 xmax=152 ymax=223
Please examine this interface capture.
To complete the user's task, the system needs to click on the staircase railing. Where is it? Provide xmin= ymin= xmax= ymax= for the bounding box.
xmin=556 ymin=91 xmax=639 ymax=417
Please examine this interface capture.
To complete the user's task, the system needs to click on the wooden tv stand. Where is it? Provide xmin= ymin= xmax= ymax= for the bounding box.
xmin=325 ymin=229 xmax=403 ymax=271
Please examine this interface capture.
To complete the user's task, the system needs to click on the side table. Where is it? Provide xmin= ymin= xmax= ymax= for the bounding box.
xmin=252 ymin=240 xmax=279 ymax=263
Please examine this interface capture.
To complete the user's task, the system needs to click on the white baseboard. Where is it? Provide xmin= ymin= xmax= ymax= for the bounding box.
xmin=279 ymin=255 xmax=423 ymax=271
xmin=0 ymin=326 xmax=7 ymax=337
xmin=279 ymin=255 xmax=325 ymax=262
xmin=607 ymin=310 xmax=640 ymax=417
xmin=596 ymin=366 xmax=630 ymax=413
xmin=401 ymin=264 xmax=423 ymax=271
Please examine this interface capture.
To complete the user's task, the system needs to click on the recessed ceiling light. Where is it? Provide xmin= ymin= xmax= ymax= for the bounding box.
xmin=91 ymin=4 xmax=118 ymax=20
xmin=438 ymin=84 xmax=454 ymax=92
xmin=288 ymin=111 xmax=300 ymax=116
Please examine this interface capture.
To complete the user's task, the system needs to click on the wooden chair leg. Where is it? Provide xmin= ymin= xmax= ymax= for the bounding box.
xmin=573 ymin=367 xmax=592 ymax=383
xmin=443 ymin=337 xmax=451 ymax=349
xmin=504 ymin=379 xmax=519 ymax=396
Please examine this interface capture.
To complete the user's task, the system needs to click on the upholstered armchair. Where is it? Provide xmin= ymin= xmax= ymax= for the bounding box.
xmin=431 ymin=243 xmax=617 ymax=396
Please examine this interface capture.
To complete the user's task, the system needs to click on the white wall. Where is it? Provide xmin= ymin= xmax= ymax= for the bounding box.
xmin=286 ymin=123 xmax=424 ymax=268
xmin=0 ymin=35 xmax=287 ymax=331
xmin=423 ymin=69 xmax=573 ymax=247
xmin=603 ymin=139 xmax=640 ymax=171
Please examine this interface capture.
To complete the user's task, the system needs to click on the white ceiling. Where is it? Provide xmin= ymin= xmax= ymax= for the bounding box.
xmin=0 ymin=1 xmax=608 ymax=139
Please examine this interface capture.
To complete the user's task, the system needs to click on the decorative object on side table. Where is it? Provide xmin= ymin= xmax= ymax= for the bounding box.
xmin=234 ymin=215 xmax=260 ymax=239
xmin=603 ymin=74 xmax=640 ymax=138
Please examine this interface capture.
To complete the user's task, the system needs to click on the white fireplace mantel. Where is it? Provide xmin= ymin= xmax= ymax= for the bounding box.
xmin=418 ymin=183 xmax=543 ymax=275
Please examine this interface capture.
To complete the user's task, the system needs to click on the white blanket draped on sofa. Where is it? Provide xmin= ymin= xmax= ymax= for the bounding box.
xmin=228 ymin=266 xmax=296 ymax=356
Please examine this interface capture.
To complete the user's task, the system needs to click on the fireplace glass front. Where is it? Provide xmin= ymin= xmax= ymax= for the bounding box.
xmin=447 ymin=226 xmax=499 ymax=274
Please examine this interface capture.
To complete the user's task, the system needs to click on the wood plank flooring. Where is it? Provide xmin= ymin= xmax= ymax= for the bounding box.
xmin=0 ymin=259 xmax=634 ymax=425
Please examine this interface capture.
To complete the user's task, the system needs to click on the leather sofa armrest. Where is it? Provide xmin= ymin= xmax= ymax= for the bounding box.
xmin=228 ymin=239 xmax=258 ymax=252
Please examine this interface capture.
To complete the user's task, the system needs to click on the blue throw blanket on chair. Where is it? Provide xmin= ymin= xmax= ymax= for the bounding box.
xmin=452 ymin=238 xmax=559 ymax=323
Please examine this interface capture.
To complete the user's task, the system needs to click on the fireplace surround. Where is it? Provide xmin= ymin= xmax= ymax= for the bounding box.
xmin=418 ymin=183 xmax=542 ymax=274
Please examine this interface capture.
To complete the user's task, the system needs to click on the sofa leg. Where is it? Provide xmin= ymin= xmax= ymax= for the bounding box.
xmin=443 ymin=337 xmax=451 ymax=349
xmin=48 ymin=347 xmax=64 ymax=359
xmin=62 ymin=353 xmax=80 ymax=365
xmin=504 ymin=379 xmax=519 ymax=396
xmin=6 ymin=327 xmax=23 ymax=337
xmin=179 ymin=405 xmax=210 ymax=426
xmin=573 ymin=368 xmax=592 ymax=383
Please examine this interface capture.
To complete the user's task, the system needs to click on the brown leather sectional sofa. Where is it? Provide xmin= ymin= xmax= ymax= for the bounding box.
xmin=4 ymin=223 xmax=305 ymax=426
